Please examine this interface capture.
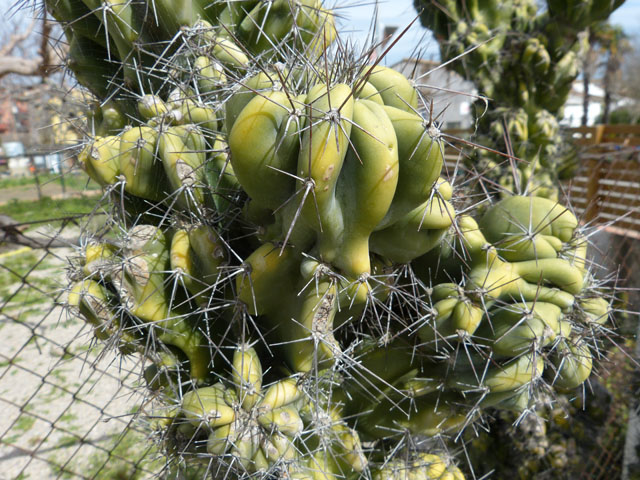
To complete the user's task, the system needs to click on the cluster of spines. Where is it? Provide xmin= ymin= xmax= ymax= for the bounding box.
xmin=51 ymin=1 xmax=621 ymax=478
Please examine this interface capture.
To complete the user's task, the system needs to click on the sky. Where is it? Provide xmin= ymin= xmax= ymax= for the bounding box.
xmin=338 ymin=0 xmax=640 ymax=66
xmin=1 ymin=0 xmax=638 ymax=67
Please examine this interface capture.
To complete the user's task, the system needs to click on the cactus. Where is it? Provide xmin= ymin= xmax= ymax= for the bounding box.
xmin=43 ymin=0 xmax=622 ymax=478
xmin=413 ymin=0 xmax=625 ymax=199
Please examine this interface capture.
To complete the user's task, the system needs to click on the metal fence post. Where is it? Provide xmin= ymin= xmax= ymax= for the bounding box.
xmin=29 ymin=156 xmax=42 ymax=201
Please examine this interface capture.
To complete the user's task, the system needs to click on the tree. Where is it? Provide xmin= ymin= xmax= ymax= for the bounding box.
xmin=582 ymin=22 xmax=608 ymax=126
xmin=601 ymin=24 xmax=631 ymax=123
xmin=620 ymin=36 xmax=640 ymax=103
xmin=0 ymin=6 xmax=57 ymax=82
xmin=0 ymin=6 xmax=84 ymax=151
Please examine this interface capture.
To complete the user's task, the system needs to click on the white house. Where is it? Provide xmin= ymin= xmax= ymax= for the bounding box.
xmin=392 ymin=58 xmax=477 ymax=130
xmin=562 ymin=82 xmax=605 ymax=127
xmin=562 ymin=81 xmax=634 ymax=127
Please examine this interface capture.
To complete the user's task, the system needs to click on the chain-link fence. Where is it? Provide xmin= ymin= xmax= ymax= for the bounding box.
xmin=0 ymin=198 xmax=168 ymax=479
xmin=0 ymin=135 xmax=638 ymax=480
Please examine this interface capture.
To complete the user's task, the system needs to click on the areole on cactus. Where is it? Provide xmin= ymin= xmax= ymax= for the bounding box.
xmin=47 ymin=0 xmax=620 ymax=478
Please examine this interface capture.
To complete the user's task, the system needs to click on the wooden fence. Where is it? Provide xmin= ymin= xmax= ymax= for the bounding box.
xmin=443 ymin=124 xmax=640 ymax=236
xmin=565 ymin=125 xmax=640 ymax=235
xmin=568 ymin=124 xmax=640 ymax=149
xmin=568 ymin=158 xmax=640 ymax=234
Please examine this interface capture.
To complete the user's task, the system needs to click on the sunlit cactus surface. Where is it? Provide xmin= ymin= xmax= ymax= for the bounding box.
xmin=41 ymin=0 xmax=622 ymax=477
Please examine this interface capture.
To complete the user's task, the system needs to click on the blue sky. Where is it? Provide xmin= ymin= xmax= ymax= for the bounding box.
xmin=1 ymin=0 xmax=637 ymax=66
xmin=338 ymin=0 xmax=640 ymax=65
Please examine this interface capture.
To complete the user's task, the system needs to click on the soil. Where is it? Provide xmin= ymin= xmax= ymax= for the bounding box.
xmin=0 ymin=248 xmax=152 ymax=479
xmin=0 ymin=185 xmax=101 ymax=205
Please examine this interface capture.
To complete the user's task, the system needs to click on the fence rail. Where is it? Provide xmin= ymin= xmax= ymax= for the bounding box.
xmin=561 ymin=125 xmax=639 ymax=235
xmin=569 ymin=124 xmax=640 ymax=148
xmin=569 ymin=158 xmax=640 ymax=233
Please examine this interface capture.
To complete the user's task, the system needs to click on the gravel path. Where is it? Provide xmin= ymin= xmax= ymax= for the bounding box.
xmin=0 ymin=248 xmax=156 ymax=480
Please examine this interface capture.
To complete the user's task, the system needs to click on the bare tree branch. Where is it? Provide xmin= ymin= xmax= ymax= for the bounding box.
xmin=0 ymin=54 xmax=45 ymax=78
xmin=0 ymin=16 xmax=56 ymax=80
xmin=0 ymin=18 xmax=36 ymax=56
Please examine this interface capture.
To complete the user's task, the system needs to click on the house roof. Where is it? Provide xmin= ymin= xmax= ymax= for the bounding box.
xmin=571 ymin=82 xmax=605 ymax=98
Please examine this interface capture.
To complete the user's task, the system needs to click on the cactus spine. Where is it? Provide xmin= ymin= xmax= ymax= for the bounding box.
xmin=414 ymin=0 xmax=625 ymax=199
xmin=46 ymin=0 xmax=620 ymax=478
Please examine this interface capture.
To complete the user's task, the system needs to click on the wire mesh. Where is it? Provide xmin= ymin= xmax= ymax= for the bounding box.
xmin=0 ymin=144 xmax=637 ymax=479
xmin=0 ymin=3 xmax=638 ymax=478
xmin=0 ymin=210 xmax=165 ymax=479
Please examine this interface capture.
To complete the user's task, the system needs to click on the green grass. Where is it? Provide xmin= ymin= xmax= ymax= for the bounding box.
xmin=0 ymin=251 xmax=63 ymax=309
xmin=0 ymin=358 xmax=17 ymax=368
xmin=1 ymin=286 xmax=54 ymax=311
xmin=0 ymin=252 xmax=46 ymax=283
xmin=3 ymin=414 xmax=38 ymax=444
xmin=0 ymin=195 xmax=104 ymax=226
xmin=0 ymin=172 xmax=99 ymax=191
xmin=40 ymin=384 xmax=67 ymax=403
xmin=59 ymin=412 xmax=77 ymax=423
xmin=50 ymin=368 xmax=68 ymax=384
xmin=14 ymin=415 xmax=36 ymax=432
xmin=7 ymin=307 xmax=50 ymax=323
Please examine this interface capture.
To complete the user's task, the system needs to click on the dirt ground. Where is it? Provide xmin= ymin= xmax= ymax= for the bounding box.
xmin=0 ymin=247 xmax=158 ymax=479
xmin=0 ymin=185 xmax=100 ymax=205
